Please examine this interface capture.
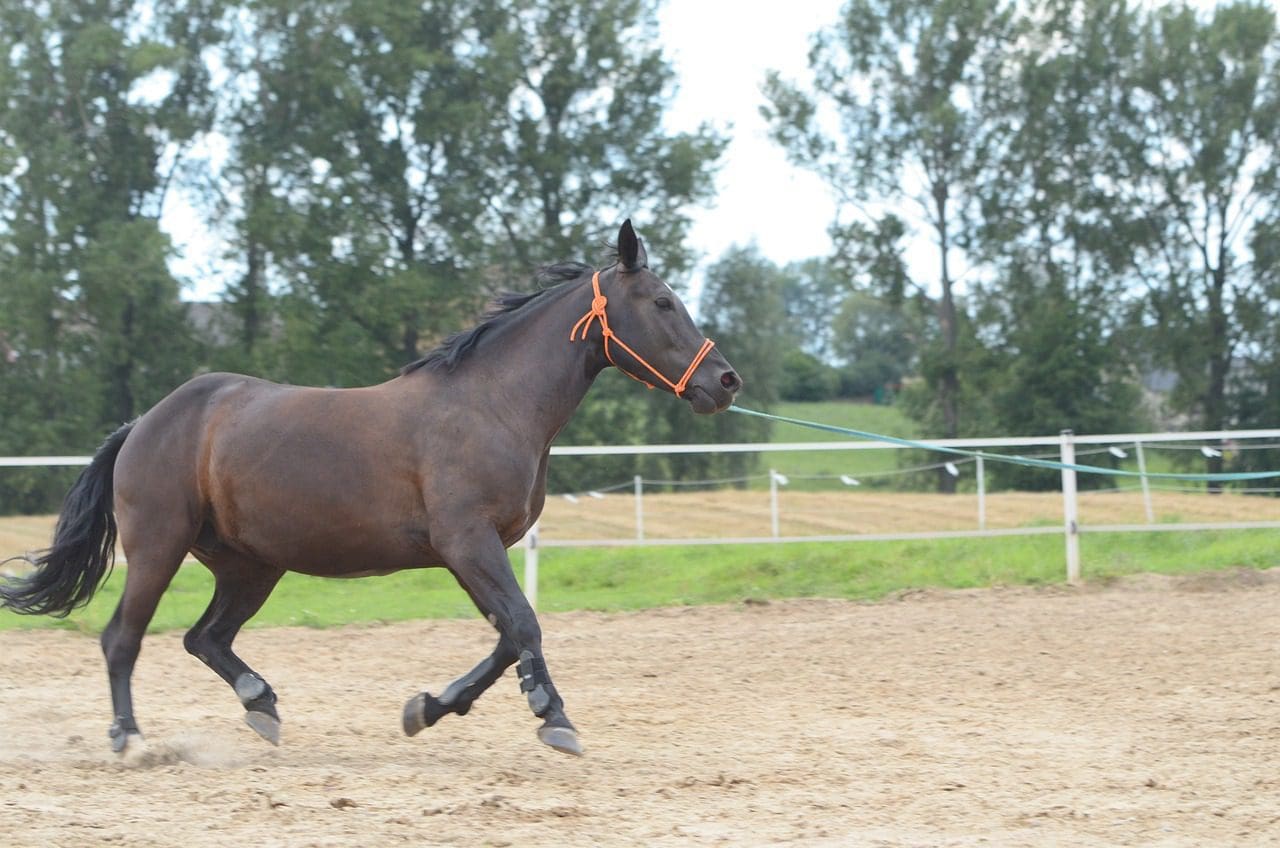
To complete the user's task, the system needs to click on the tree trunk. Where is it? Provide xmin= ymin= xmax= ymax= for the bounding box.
xmin=935 ymin=181 xmax=958 ymax=494
xmin=1204 ymin=261 xmax=1229 ymax=493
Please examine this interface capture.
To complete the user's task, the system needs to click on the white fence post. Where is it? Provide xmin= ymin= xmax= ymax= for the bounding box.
xmin=976 ymin=455 xmax=986 ymax=531
xmin=524 ymin=521 xmax=540 ymax=610
xmin=1135 ymin=441 xmax=1154 ymax=523
xmin=1060 ymin=430 xmax=1081 ymax=584
xmin=769 ymin=468 xmax=780 ymax=538
xmin=634 ymin=474 xmax=644 ymax=541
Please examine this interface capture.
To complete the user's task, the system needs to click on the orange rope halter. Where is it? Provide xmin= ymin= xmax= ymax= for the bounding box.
xmin=570 ymin=270 xmax=716 ymax=396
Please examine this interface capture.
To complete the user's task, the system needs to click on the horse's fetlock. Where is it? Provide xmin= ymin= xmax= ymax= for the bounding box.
xmin=108 ymin=715 xmax=139 ymax=752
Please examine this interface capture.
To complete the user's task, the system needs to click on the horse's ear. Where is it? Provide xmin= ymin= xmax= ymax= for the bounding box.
xmin=617 ymin=219 xmax=647 ymax=270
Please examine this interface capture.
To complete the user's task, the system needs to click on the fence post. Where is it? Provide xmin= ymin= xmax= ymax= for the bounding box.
xmin=769 ymin=468 xmax=780 ymax=538
xmin=1134 ymin=441 xmax=1153 ymax=523
xmin=634 ymin=474 xmax=644 ymax=541
xmin=976 ymin=455 xmax=986 ymax=531
xmin=1060 ymin=430 xmax=1081 ymax=584
xmin=524 ymin=521 xmax=539 ymax=610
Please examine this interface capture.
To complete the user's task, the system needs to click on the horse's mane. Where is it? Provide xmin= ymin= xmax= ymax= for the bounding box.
xmin=402 ymin=261 xmax=595 ymax=374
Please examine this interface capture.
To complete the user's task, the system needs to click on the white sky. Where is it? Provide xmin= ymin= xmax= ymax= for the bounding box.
xmin=657 ymin=0 xmax=843 ymax=281
xmin=170 ymin=1 xmax=845 ymax=301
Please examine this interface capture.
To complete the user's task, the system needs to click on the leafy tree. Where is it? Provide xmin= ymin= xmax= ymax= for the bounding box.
xmin=830 ymin=291 xmax=917 ymax=399
xmin=0 ymin=0 xmax=217 ymax=511
xmin=780 ymin=350 xmax=839 ymax=402
xmin=763 ymin=0 xmax=1016 ymax=491
xmin=480 ymin=0 xmax=726 ymax=278
xmin=1122 ymin=1 xmax=1280 ymax=485
xmin=966 ymin=0 xmax=1148 ymax=477
xmin=642 ymin=245 xmax=786 ymax=485
xmin=973 ymin=267 xmax=1147 ymax=490
xmin=209 ymin=0 xmax=519 ymax=386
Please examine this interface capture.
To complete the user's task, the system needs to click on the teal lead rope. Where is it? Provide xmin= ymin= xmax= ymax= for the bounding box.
xmin=728 ymin=405 xmax=1280 ymax=483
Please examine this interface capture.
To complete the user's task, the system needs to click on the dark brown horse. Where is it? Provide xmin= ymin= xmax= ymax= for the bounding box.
xmin=1 ymin=220 xmax=740 ymax=757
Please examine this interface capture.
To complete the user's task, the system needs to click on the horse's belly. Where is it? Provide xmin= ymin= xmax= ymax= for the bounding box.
xmin=210 ymin=484 xmax=431 ymax=575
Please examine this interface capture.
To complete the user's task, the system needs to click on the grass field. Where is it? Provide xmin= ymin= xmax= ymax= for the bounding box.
xmin=749 ymin=400 xmax=918 ymax=485
xmin=1 ymin=529 xmax=1276 ymax=635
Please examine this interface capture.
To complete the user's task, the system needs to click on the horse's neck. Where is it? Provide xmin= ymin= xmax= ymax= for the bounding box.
xmin=431 ymin=279 xmax=607 ymax=449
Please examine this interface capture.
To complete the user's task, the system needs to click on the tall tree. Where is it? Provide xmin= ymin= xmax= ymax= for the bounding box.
xmin=210 ymin=0 xmax=519 ymax=386
xmin=1125 ymin=1 xmax=1280 ymax=485
xmin=0 ymin=0 xmax=217 ymax=510
xmin=969 ymin=0 xmax=1148 ymax=461
xmin=481 ymin=0 xmax=725 ymax=278
xmin=763 ymin=0 xmax=1015 ymax=491
xmin=656 ymin=245 xmax=786 ymax=482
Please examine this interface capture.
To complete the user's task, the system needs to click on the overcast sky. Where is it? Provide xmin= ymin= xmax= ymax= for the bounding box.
xmin=657 ymin=0 xmax=843 ymax=279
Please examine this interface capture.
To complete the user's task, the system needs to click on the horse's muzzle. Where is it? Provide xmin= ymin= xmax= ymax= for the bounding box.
xmin=686 ymin=368 xmax=741 ymax=414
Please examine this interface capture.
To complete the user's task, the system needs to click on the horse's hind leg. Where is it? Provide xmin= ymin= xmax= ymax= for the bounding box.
xmin=100 ymin=534 xmax=190 ymax=753
xmin=185 ymin=550 xmax=285 ymax=744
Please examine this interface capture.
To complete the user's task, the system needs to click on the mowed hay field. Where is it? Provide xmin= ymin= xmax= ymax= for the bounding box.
xmin=3 ymin=489 xmax=1280 ymax=560
xmin=536 ymin=489 xmax=1280 ymax=540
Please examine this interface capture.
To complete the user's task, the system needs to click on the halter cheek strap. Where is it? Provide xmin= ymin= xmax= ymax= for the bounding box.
xmin=570 ymin=271 xmax=716 ymax=396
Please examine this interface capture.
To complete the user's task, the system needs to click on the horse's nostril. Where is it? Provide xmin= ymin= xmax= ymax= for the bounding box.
xmin=721 ymin=371 xmax=741 ymax=391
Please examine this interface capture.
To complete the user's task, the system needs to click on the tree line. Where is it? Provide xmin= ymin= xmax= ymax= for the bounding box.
xmin=1 ymin=0 xmax=1278 ymax=512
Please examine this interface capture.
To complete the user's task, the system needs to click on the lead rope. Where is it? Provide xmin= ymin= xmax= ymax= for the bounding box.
xmin=570 ymin=270 xmax=716 ymax=396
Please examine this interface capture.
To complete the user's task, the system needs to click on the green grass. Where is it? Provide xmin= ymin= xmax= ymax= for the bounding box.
xmin=3 ymin=529 xmax=1275 ymax=635
xmin=758 ymin=400 xmax=1217 ymax=487
xmin=751 ymin=400 xmax=916 ymax=487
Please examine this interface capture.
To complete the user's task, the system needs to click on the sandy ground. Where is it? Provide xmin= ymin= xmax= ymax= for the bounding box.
xmin=2 ymin=570 xmax=1279 ymax=847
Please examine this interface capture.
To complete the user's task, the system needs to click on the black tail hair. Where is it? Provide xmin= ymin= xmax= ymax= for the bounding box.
xmin=0 ymin=422 xmax=135 ymax=617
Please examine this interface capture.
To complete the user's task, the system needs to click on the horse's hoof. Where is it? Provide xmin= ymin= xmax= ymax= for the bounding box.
xmin=403 ymin=693 xmax=427 ymax=736
xmin=245 ymin=710 xmax=280 ymax=746
xmin=403 ymin=691 xmax=452 ymax=736
xmin=537 ymin=724 xmax=583 ymax=756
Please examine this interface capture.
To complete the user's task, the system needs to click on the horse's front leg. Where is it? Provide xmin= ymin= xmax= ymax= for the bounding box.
xmin=407 ymin=525 xmax=580 ymax=755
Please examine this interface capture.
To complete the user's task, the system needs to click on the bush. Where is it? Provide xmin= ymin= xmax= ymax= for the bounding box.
xmin=779 ymin=349 xmax=839 ymax=401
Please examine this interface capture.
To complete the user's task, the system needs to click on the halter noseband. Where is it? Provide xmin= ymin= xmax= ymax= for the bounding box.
xmin=569 ymin=270 xmax=716 ymax=396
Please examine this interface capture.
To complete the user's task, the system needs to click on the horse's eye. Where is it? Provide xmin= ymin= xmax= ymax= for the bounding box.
xmin=655 ymin=297 xmax=673 ymax=311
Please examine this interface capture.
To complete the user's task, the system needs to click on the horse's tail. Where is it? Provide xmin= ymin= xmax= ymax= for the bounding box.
xmin=0 ymin=421 xmax=135 ymax=617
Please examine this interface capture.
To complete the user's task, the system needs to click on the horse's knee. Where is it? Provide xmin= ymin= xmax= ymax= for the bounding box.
xmin=508 ymin=611 xmax=542 ymax=650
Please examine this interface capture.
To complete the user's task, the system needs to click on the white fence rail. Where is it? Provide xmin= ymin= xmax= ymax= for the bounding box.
xmin=520 ymin=426 xmax=1280 ymax=605
xmin=5 ymin=426 xmax=1280 ymax=607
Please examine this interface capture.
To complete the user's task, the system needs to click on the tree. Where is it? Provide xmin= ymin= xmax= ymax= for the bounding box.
xmin=1124 ymin=1 xmax=1280 ymax=486
xmin=208 ymin=0 xmax=519 ymax=386
xmin=778 ymin=257 xmax=846 ymax=362
xmin=0 ymin=0 xmax=217 ymax=511
xmin=830 ymin=291 xmax=917 ymax=399
xmin=763 ymin=0 xmax=1016 ymax=491
xmin=967 ymin=0 xmax=1149 ymax=473
xmin=481 ymin=0 xmax=726 ymax=278
xmin=650 ymin=245 xmax=786 ymax=482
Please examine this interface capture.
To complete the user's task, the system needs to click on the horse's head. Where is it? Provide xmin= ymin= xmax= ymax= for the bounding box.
xmin=574 ymin=220 xmax=741 ymax=414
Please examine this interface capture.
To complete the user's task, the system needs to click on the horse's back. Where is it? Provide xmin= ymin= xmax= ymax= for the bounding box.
xmin=128 ymin=373 xmax=433 ymax=572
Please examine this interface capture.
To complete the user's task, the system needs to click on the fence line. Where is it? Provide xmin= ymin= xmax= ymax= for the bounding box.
xmin=519 ymin=426 xmax=1280 ymax=607
xmin=8 ymin=426 xmax=1280 ymax=467
xmin=6 ymin=426 xmax=1280 ymax=608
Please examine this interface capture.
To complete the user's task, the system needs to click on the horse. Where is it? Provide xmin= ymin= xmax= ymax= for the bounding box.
xmin=0 ymin=220 xmax=741 ymax=757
